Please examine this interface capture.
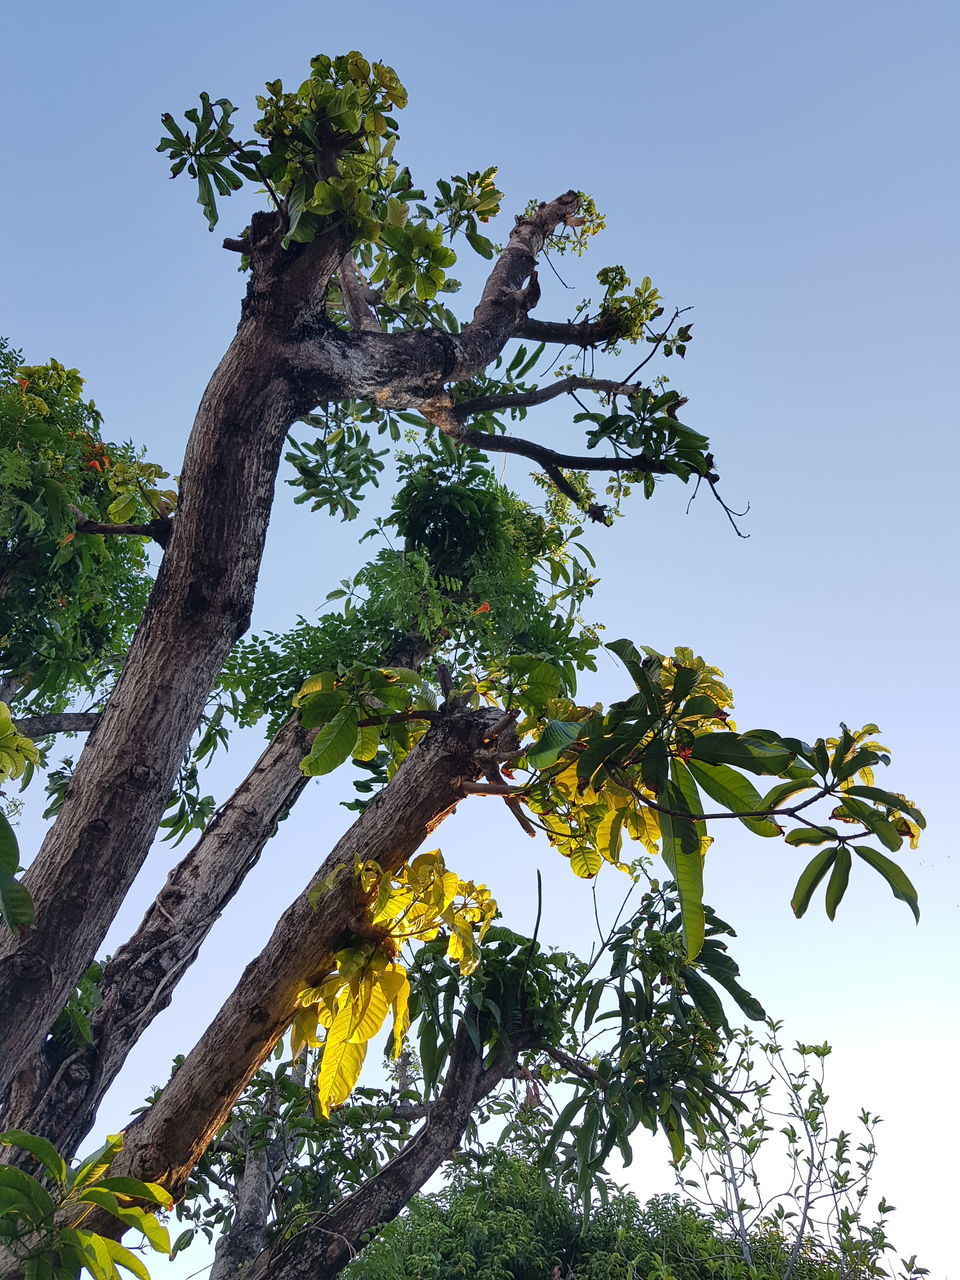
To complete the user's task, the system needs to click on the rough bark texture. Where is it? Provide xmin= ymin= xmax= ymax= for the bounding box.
xmin=105 ymin=704 xmax=508 ymax=1199
xmin=1 ymin=714 xmax=313 ymax=1156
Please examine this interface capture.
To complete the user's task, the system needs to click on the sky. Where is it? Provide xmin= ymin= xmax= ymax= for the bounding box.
xmin=4 ymin=0 xmax=959 ymax=1275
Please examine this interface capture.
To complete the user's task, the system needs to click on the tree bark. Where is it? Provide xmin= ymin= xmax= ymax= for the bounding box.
xmin=0 ymin=224 xmax=347 ymax=1097
xmin=104 ymin=704 xmax=509 ymax=1199
xmin=253 ymin=1024 xmax=522 ymax=1280
xmin=0 ymin=715 xmax=313 ymax=1156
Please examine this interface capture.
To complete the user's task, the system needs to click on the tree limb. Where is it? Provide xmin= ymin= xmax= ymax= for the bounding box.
xmin=514 ymin=315 xmax=622 ymax=348
xmin=100 ymin=705 xmax=509 ymax=1200
xmin=67 ymin=505 xmax=172 ymax=548
xmin=252 ymin=1023 xmax=526 ymax=1280
xmin=337 ymin=254 xmax=382 ymax=333
xmin=11 ymin=713 xmax=100 ymax=740
xmin=454 ymin=374 xmax=639 ymax=420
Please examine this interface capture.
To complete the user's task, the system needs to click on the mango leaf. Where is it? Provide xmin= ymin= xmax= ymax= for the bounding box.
xmin=100 ymin=1237 xmax=154 ymax=1280
xmin=0 ymin=872 xmax=35 ymax=932
xmin=835 ymin=795 xmax=902 ymax=851
xmin=758 ymin=775 xmax=819 ymax=810
xmin=682 ymin=968 xmax=730 ymax=1033
xmin=527 ymin=720 xmax=582 ymax=769
xmin=825 ymin=848 xmax=852 ymax=920
xmin=784 ymin=825 xmax=837 ymax=846
xmin=855 ymin=846 xmax=920 ymax=923
xmin=0 ymin=1129 xmax=67 ymax=1187
xmin=691 ymin=731 xmax=793 ymax=776
xmin=845 ymin=785 xmax=925 ymax=828
xmin=317 ymin=1003 xmax=368 ymax=1116
xmin=660 ymin=783 xmax=705 ymax=960
xmin=0 ymin=1163 xmax=55 ymax=1225
xmin=301 ymin=707 xmax=360 ymax=776
xmin=95 ymin=1178 xmax=174 ymax=1210
xmin=352 ymin=722 xmax=380 ymax=762
xmin=686 ymin=759 xmax=780 ymax=837
xmin=790 ymin=847 xmax=838 ymax=918
xmin=0 ymin=810 xmax=20 ymax=874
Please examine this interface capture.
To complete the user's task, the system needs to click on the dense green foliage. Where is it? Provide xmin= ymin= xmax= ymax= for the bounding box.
xmin=0 ymin=341 xmax=165 ymax=712
xmin=347 ymin=1153 xmax=909 ymax=1280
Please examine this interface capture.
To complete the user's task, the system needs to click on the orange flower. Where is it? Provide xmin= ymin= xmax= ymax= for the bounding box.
xmin=472 ymin=602 xmax=491 ymax=615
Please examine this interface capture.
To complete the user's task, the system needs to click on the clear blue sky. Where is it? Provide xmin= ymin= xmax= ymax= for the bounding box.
xmin=5 ymin=1 xmax=959 ymax=1274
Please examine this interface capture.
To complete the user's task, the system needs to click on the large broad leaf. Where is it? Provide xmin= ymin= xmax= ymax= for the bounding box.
xmin=569 ymin=844 xmax=603 ymax=879
xmin=790 ymin=847 xmax=838 ymax=917
xmin=686 ymin=759 xmax=781 ymax=837
xmin=691 ymin=731 xmax=793 ymax=776
xmin=0 ymin=872 xmax=35 ymax=932
xmin=301 ymin=707 xmax=360 ymax=777
xmin=317 ymin=1002 xmax=368 ymax=1116
xmin=681 ymin=968 xmax=730 ymax=1033
xmin=845 ymin=785 xmax=926 ymax=828
xmin=0 ymin=1130 xmax=66 ymax=1187
xmin=527 ymin=719 xmax=583 ymax=769
xmin=297 ymin=689 xmax=348 ymax=728
xmin=660 ymin=778 xmax=705 ymax=960
xmin=855 ymin=846 xmax=920 ymax=923
xmin=0 ymin=810 xmax=19 ymax=875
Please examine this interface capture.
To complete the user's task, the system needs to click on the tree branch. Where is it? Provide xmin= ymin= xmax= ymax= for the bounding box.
xmin=67 ymin=505 xmax=172 ymax=548
xmin=337 ymin=254 xmax=382 ymax=333
xmin=99 ymin=706 xmax=507 ymax=1201
xmin=454 ymin=374 xmax=639 ymax=420
xmin=513 ymin=315 xmax=622 ymax=348
xmin=11 ymin=713 xmax=100 ymax=740
xmin=252 ymin=1023 xmax=525 ymax=1280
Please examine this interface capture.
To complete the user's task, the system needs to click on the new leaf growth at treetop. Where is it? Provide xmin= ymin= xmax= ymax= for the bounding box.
xmin=0 ymin=50 xmax=925 ymax=1280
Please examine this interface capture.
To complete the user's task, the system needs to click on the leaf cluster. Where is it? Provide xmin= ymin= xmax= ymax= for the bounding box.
xmin=0 ymin=1130 xmax=172 ymax=1280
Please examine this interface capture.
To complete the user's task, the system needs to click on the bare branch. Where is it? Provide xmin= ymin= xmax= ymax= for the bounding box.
xmin=454 ymin=374 xmax=637 ymax=420
xmin=12 ymin=713 xmax=100 ymax=739
xmin=514 ymin=315 xmax=622 ymax=348
xmin=67 ymin=504 xmax=172 ymax=548
xmin=451 ymin=192 xmax=582 ymax=379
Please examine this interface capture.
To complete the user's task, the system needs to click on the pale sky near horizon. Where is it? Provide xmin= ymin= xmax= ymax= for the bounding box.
xmin=4 ymin=1 xmax=959 ymax=1276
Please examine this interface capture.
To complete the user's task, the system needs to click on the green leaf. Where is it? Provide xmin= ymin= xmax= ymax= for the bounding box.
xmin=691 ymin=731 xmax=793 ymax=775
xmin=0 ymin=1164 xmax=55 ymax=1225
xmin=0 ymin=1130 xmax=67 ymax=1187
xmin=100 ymin=1237 xmax=154 ymax=1279
xmin=0 ymin=810 xmax=20 ymax=875
xmin=352 ymin=722 xmax=380 ymax=762
xmin=784 ymin=826 xmax=837 ymax=846
xmin=836 ymin=795 xmax=902 ymax=851
xmin=855 ymin=846 xmax=920 ymax=923
xmin=527 ymin=720 xmax=582 ymax=769
xmin=686 ymin=759 xmax=780 ymax=837
xmin=95 ymin=1178 xmax=174 ymax=1210
xmin=0 ymin=872 xmax=35 ymax=932
xmin=758 ymin=775 xmax=818 ymax=810
xmin=297 ymin=689 xmax=348 ymax=728
xmin=790 ymin=847 xmax=838 ymax=918
xmin=301 ymin=707 xmax=360 ymax=776
xmin=682 ymin=968 xmax=730 ymax=1033
xmin=845 ymin=785 xmax=925 ymax=828
xmin=282 ymin=174 xmax=309 ymax=249
xmin=660 ymin=784 xmax=705 ymax=960
xmin=825 ymin=848 xmax=851 ymax=920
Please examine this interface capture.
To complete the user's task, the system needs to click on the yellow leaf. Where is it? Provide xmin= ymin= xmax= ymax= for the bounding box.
xmin=292 ymin=671 xmax=337 ymax=706
xmin=317 ymin=1002 xmax=368 ymax=1117
xmin=349 ymin=972 xmax=392 ymax=1044
xmin=569 ymin=844 xmax=603 ymax=879
xmin=595 ymin=807 xmax=623 ymax=865
xmin=291 ymin=1005 xmax=321 ymax=1057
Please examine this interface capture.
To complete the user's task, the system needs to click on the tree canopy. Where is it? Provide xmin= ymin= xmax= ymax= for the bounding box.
xmin=0 ymin=51 xmax=926 ymax=1280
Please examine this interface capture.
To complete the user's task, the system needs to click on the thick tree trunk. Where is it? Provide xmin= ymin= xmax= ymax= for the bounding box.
xmin=1 ymin=715 xmax=313 ymax=1156
xmin=105 ymin=704 xmax=507 ymax=1199
xmin=0 ymin=321 xmax=305 ymax=1095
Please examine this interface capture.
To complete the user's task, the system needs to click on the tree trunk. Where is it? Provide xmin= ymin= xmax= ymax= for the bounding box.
xmin=105 ymin=704 xmax=508 ymax=1199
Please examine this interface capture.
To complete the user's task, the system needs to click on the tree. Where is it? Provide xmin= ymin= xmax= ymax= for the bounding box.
xmin=0 ymin=52 xmax=925 ymax=1280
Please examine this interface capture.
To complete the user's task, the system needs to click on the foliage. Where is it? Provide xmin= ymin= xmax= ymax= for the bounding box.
xmin=0 ymin=340 xmax=165 ymax=712
xmin=0 ymin=1130 xmax=172 ymax=1280
xmin=677 ymin=1023 xmax=929 ymax=1280
xmin=347 ymin=1151 xmax=926 ymax=1280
